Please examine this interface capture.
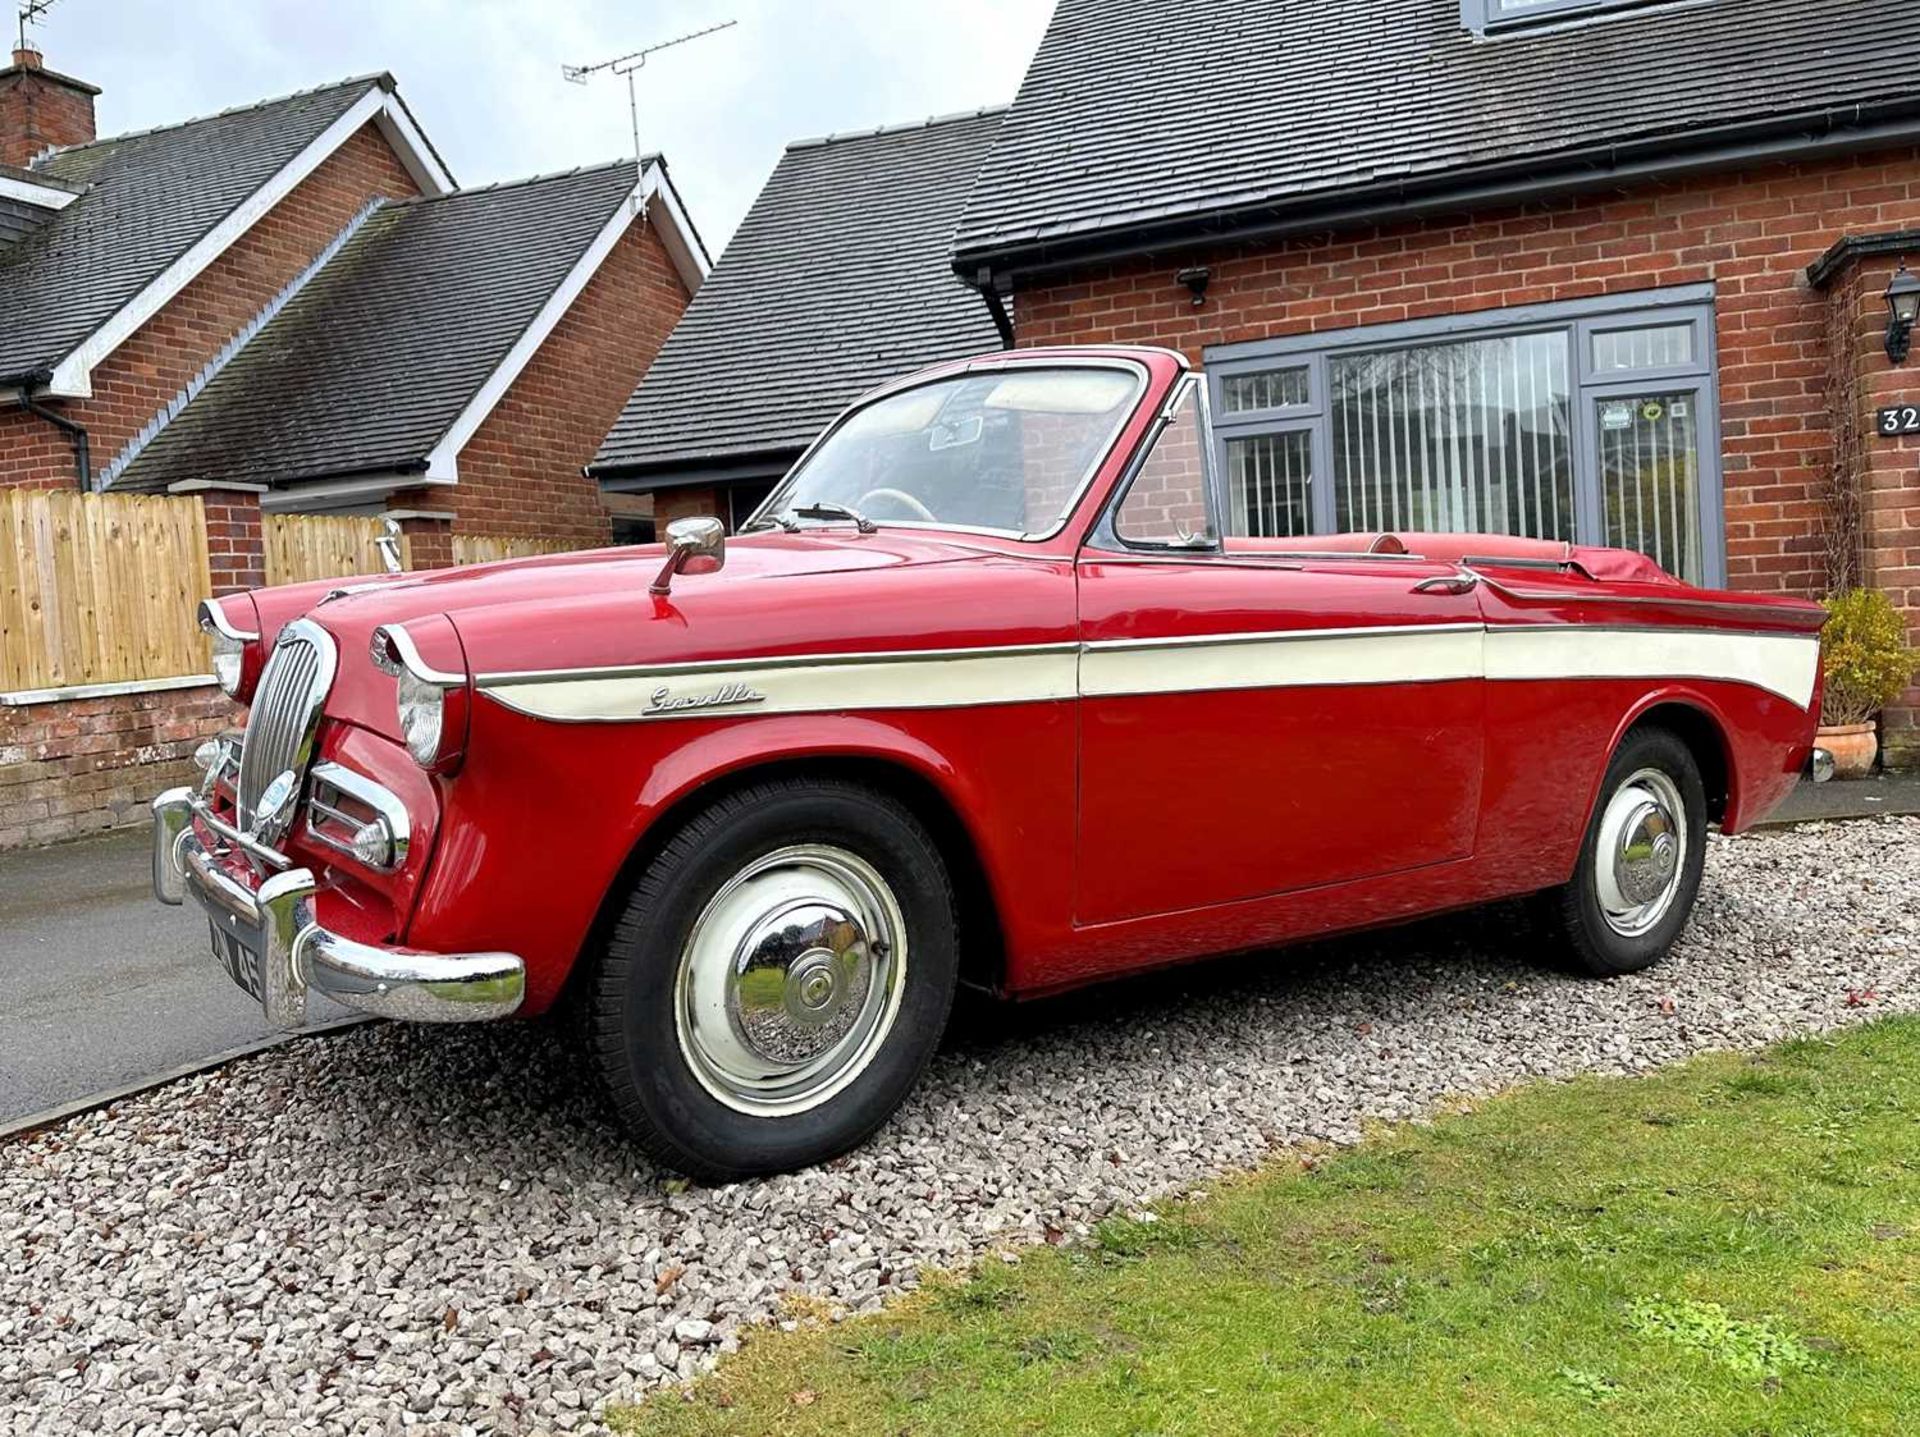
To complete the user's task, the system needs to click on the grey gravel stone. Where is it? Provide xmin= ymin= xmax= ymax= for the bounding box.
xmin=1 ymin=819 xmax=1915 ymax=1436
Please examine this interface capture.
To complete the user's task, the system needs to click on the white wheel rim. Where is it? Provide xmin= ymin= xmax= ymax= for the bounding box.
xmin=1593 ymin=767 xmax=1687 ymax=938
xmin=673 ymin=845 xmax=908 ymax=1117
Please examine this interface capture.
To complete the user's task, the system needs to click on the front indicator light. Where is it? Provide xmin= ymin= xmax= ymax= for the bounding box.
xmin=350 ymin=819 xmax=395 ymax=868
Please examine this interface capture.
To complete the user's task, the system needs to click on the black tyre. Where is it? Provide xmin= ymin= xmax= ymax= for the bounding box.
xmin=1542 ymin=726 xmax=1709 ymax=977
xmin=586 ymin=777 xmax=958 ymax=1182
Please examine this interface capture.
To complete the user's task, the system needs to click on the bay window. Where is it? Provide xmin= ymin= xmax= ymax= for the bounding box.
xmin=1204 ymin=286 xmax=1724 ymax=584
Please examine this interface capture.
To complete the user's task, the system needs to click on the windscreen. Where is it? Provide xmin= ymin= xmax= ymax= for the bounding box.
xmin=755 ymin=367 xmax=1140 ymax=537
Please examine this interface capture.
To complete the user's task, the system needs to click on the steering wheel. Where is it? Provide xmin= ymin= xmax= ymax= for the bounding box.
xmin=856 ymin=487 xmax=938 ymax=522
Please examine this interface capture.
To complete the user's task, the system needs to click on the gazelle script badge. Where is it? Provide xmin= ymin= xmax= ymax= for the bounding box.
xmin=646 ymin=681 xmax=768 ymax=716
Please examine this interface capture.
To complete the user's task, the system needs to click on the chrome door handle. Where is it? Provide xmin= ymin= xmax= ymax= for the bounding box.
xmin=1412 ymin=574 xmax=1478 ymax=596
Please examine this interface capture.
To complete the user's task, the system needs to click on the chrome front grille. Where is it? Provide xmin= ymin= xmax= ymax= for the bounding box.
xmin=236 ymin=619 xmax=338 ymax=840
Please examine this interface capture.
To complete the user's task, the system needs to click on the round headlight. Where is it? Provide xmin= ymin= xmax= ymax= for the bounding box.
xmin=209 ymin=630 xmax=245 ymax=697
xmin=396 ymin=667 xmax=446 ymax=768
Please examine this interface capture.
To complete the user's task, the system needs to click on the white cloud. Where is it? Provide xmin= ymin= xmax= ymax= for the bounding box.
xmin=31 ymin=0 xmax=1054 ymax=253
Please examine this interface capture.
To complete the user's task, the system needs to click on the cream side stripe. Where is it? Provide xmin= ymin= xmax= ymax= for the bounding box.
xmin=484 ymin=647 xmax=1081 ymax=722
xmin=1485 ymin=626 xmax=1819 ymax=709
xmin=1079 ymin=627 xmax=1484 ymax=697
xmin=477 ymin=624 xmax=1821 ymax=722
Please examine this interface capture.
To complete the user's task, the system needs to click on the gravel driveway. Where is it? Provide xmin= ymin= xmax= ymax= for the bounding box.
xmin=3 ymin=818 xmax=1915 ymax=1436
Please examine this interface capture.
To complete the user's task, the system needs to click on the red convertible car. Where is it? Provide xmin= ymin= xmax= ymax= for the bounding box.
xmin=154 ymin=345 xmax=1825 ymax=1179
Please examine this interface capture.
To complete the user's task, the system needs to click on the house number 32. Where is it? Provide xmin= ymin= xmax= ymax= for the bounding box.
xmin=1878 ymin=405 xmax=1920 ymax=436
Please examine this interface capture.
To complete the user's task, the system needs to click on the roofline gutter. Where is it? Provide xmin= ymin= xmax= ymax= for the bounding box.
xmin=590 ymin=450 xmax=800 ymax=493
xmin=973 ymin=267 xmax=1015 ymax=347
xmin=955 ymin=102 xmax=1920 ymax=287
xmin=1807 ymin=228 xmax=1920 ymax=289
xmin=14 ymin=385 xmax=91 ymax=491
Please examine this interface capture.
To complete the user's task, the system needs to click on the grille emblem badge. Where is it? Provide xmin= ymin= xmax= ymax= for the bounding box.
xmin=251 ymin=769 xmax=299 ymax=840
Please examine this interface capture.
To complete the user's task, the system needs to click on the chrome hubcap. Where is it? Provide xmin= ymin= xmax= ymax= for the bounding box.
xmin=1594 ymin=767 xmax=1687 ymax=938
xmin=674 ymin=845 xmax=907 ymax=1116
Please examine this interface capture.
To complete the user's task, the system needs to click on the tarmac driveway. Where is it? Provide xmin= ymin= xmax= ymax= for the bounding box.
xmin=0 ymin=827 xmax=353 ymax=1127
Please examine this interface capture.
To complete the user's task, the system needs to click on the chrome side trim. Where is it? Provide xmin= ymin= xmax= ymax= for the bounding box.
xmin=304 ymin=761 xmax=412 ymax=870
xmin=476 ymin=640 xmax=1081 ymax=688
xmin=1471 ymin=571 xmax=1827 ymax=629
xmin=1082 ymin=621 xmax=1485 ymax=653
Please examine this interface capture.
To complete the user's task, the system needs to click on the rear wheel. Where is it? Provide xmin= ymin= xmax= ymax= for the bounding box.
xmin=1542 ymin=726 xmax=1708 ymax=977
xmin=586 ymin=778 xmax=959 ymax=1182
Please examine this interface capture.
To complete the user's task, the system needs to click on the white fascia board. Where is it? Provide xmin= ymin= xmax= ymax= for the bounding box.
xmin=260 ymin=473 xmax=452 ymax=513
xmin=420 ymin=161 xmax=711 ymax=482
xmin=45 ymin=84 xmax=453 ymax=399
xmin=421 ymin=171 xmax=658 ymax=482
xmin=640 ymin=161 xmax=711 ymax=293
xmin=373 ymin=91 xmax=455 ymax=197
xmin=0 ymin=173 xmax=78 ymax=210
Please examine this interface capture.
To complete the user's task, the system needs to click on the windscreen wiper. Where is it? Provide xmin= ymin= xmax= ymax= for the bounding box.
xmin=789 ymin=501 xmax=877 ymax=533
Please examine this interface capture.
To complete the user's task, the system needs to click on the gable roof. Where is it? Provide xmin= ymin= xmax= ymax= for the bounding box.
xmin=0 ymin=73 xmax=453 ymax=392
xmin=591 ymin=108 xmax=1006 ymax=484
xmin=952 ymin=0 xmax=1920 ymax=278
xmin=112 ymin=160 xmax=685 ymax=494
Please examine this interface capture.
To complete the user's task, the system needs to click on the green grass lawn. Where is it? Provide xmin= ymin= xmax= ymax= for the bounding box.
xmin=612 ymin=1017 xmax=1920 ymax=1436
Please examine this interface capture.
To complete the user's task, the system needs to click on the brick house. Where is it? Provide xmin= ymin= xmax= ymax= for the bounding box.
xmin=942 ymin=0 xmax=1920 ymax=764
xmin=590 ymin=109 xmax=1004 ymax=527
xmin=0 ymin=48 xmax=706 ymax=846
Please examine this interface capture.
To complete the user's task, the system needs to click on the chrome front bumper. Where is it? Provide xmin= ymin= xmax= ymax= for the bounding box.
xmin=151 ymin=787 xmax=525 ymax=1030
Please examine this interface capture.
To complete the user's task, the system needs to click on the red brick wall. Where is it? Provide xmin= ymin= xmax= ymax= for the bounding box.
xmin=654 ymin=486 xmax=724 ymax=529
xmin=0 ymin=121 xmax=420 ymax=489
xmin=203 ymin=489 xmax=266 ymax=595
xmin=0 ymin=684 xmax=230 ymax=849
xmin=1016 ymin=146 xmax=1920 ymax=601
xmin=453 ymin=216 xmax=691 ymax=543
xmin=1828 ymin=244 xmax=1920 ymax=763
xmin=0 ymin=54 xmax=95 ymax=167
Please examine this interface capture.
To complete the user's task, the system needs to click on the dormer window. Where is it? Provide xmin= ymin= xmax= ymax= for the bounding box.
xmin=1466 ymin=0 xmax=1671 ymax=33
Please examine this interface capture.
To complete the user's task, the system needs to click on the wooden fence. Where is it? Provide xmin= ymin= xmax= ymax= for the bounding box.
xmin=452 ymin=533 xmax=589 ymax=566
xmin=264 ymin=513 xmax=411 ymax=587
xmin=0 ymin=490 xmax=211 ymax=693
xmin=0 ymin=499 xmax=603 ymax=696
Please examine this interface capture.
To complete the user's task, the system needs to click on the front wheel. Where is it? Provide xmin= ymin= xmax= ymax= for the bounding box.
xmin=585 ymin=778 xmax=959 ymax=1182
xmin=1541 ymin=726 xmax=1709 ymax=977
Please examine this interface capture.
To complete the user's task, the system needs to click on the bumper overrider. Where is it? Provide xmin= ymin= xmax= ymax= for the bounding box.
xmin=151 ymin=786 xmax=525 ymax=1029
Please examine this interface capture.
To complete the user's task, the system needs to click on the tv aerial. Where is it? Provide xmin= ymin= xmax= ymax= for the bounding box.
xmin=562 ymin=19 xmax=738 ymax=169
xmin=17 ymin=0 xmax=62 ymax=53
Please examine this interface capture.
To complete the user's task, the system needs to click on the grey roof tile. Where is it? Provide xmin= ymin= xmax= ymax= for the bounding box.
xmin=592 ymin=109 xmax=1006 ymax=477
xmin=0 ymin=75 xmax=389 ymax=382
xmin=953 ymin=0 xmax=1920 ymax=269
xmin=113 ymin=162 xmax=644 ymax=492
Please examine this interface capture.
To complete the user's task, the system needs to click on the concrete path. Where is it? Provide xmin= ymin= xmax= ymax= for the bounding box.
xmin=0 ymin=827 xmax=353 ymax=1128
xmin=1762 ymin=769 xmax=1920 ymax=827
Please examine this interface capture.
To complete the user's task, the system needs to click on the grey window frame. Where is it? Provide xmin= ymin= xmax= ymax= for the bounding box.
xmin=1462 ymin=0 xmax=1676 ymax=33
xmin=1204 ymin=283 xmax=1726 ymax=586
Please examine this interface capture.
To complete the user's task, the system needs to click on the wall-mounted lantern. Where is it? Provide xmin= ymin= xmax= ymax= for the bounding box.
xmin=1886 ymin=263 xmax=1920 ymax=365
xmin=1176 ymin=266 xmax=1212 ymax=309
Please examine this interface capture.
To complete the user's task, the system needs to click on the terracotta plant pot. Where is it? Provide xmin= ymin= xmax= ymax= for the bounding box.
xmin=1816 ymin=722 xmax=1878 ymax=779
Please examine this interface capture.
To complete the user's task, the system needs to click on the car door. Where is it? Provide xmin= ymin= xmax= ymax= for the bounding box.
xmin=1075 ymin=378 xmax=1487 ymax=928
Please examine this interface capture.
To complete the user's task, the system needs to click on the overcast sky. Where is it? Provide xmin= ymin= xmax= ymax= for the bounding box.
xmin=27 ymin=0 xmax=1055 ymax=254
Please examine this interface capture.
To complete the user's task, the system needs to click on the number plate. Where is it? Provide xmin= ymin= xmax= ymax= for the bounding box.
xmin=208 ymin=918 xmax=263 ymax=1002
xmin=1876 ymin=405 xmax=1920 ymax=437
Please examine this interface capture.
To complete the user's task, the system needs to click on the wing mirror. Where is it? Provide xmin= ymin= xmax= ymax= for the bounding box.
xmin=650 ymin=515 xmax=727 ymax=596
